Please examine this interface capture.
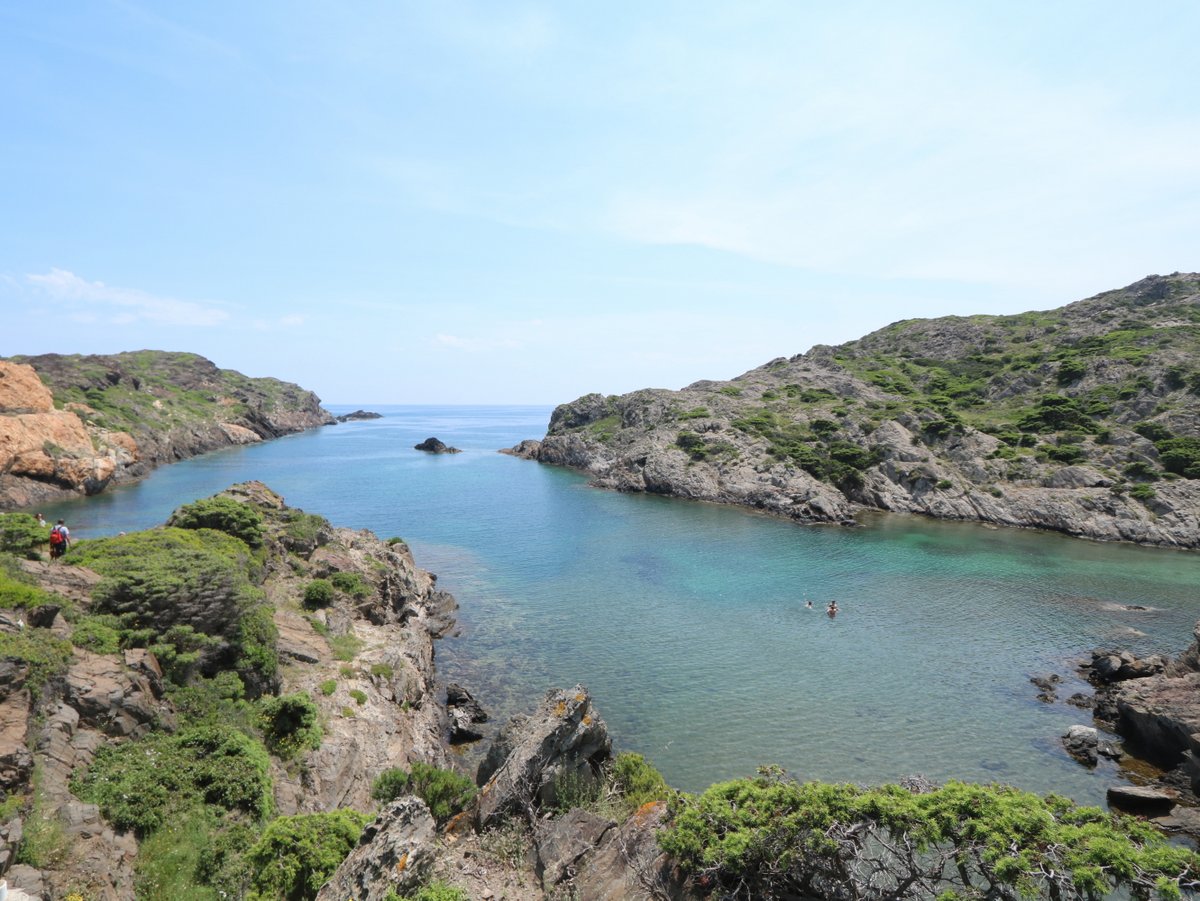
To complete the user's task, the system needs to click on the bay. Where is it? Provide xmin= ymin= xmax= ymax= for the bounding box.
xmin=37 ymin=405 xmax=1200 ymax=805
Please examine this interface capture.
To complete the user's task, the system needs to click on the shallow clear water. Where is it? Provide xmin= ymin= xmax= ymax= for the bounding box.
xmin=38 ymin=406 xmax=1200 ymax=805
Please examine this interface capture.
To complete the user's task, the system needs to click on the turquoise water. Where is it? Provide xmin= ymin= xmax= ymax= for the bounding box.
xmin=37 ymin=406 xmax=1200 ymax=805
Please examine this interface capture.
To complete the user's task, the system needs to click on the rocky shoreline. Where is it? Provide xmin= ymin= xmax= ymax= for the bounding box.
xmin=0 ymin=353 xmax=335 ymax=510
xmin=509 ymin=274 xmax=1200 ymax=550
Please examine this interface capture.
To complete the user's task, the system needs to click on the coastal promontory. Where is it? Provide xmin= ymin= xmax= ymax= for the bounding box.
xmin=0 ymin=351 xmax=334 ymax=509
xmin=522 ymin=273 xmax=1200 ymax=548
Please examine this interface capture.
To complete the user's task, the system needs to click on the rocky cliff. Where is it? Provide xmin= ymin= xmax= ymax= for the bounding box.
xmin=0 ymin=351 xmax=334 ymax=510
xmin=523 ymin=273 xmax=1200 ymax=548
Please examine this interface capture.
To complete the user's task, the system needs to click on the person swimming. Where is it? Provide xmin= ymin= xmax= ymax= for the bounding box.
xmin=827 ymin=600 xmax=839 ymax=616
xmin=805 ymin=600 xmax=813 ymax=610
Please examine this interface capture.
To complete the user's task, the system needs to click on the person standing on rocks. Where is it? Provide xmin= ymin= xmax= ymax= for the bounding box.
xmin=49 ymin=519 xmax=70 ymax=559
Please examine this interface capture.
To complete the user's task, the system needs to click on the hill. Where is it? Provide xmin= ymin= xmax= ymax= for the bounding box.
xmin=0 ymin=351 xmax=334 ymax=509
xmin=524 ymin=273 xmax=1200 ymax=547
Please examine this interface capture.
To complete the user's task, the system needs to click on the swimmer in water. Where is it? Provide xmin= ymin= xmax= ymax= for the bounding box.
xmin=827 ymin=600 xmax=839 ymax=616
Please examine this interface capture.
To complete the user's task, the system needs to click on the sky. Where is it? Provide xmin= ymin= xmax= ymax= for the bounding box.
xmin=2 ymin=2 xmax=1198 ymax=404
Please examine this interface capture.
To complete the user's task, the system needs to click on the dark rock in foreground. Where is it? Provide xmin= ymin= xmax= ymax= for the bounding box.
xmin=414 ymin=437 xmax=461 ymax=454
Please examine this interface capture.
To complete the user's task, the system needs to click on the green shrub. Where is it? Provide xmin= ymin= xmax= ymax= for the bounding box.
xmin=0 ymin=513 xmax=47 ymax=554
xmin=244 ymin=809 xmax=372 ymax=901
xmin=133 ymin=805 xmax=223 ymax=901
xmin=1135 ymin=421 xmax=1174 ymax=443
xmin=258 ymin=693 xmax=323 ymax=759
xmin=168 ymin=496 xmax=264 ymax=549
xmin=1129 ymin=484 xmax=1157 ymax=502
xmin=0 ymin=629 xmax=72 ymax=694
xmin=72 ymin=725 xmax=273 ymax=836
xmin=329 ymin=633 xmax=364 ymax=662
xmin=1123 ymin=461 xmax=1159 ymax=481
xmin=371 ymin=763 xmax=475 ymax=824
xmin=611 ymin=752 xmax=671 ymax=812
xmin=330 ymin=571 xmax=371 ymax=598
xmin=659 ymin=774 xmax=1200 ymax=901
xmin=303 ymin=579 xmax=335 ymax=609
xmin=0 ymin=570 xmax=58 ymax=610
xmin=371 ymin=767 xmax=411 ymax=804
xmin=349 ymin=689 xmax=368 ymax=706
xmin=935 ymin=479 xmax=953 ymax=490
xmin=1056 ymin=358 xmax=1086 ymax=385
xmin=370 ymin=663 xmax=394 ymax=678
xmin=282 ymin=510 xmax=329 ymax=548
xmin=1156 ymin=437 xmax=1200 ymax=479
xmin=318 ymin=679 xmax=337 ymax=696
xmin=70 ymin=528 xmax=275 ymax=686
xmin=71 ymin=614 xmax=123 ymax=654
xmin=384 ymin=882 xmax=470 ymax=901
xmin=1042 ymin=444 xmax=1085 ymax=465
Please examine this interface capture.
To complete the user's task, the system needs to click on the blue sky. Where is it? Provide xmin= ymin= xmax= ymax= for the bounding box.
xmin=2 ymin=2 xmax=1198 ymax=404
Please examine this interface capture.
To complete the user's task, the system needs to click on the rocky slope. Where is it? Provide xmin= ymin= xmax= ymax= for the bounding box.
xmin=520 ymin=273 xmax=1200 ymax=548
xmin=0 ymin=483 xmax=457 ymax=899
xmin=0 ymin=352 xmax=334 ymax=509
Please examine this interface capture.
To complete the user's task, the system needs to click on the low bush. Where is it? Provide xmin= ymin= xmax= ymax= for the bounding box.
xmin=72 ymin=724 xmax=273 ymax=836
xmin=659 ymin=773 xmax=1200 ymax=901
xmin=384 ymin=882 xmax=470 ymax=901
xmin=0 ymin=629 xmax=72 ymax=694
xmin=318 ymin=679 xmax=337 ymax=696
xmin=611 ymin=752 xmax=671 ymax=812
xmin=70 ymin=614 xmax=123 ymax=654
xmin=303 ymin=579 xmax=335 ymax=609
xmin=371 ymin=762 xmax=476 ymax=824
xmin=244 ymin=809 xmax=372 ymax=901
xmin=330 ymin=571 xmax=371 ymax=598
xmin=168 ymin=496 xmax=264 ymax=549
xmin=258 ymin=693 xmax=323 ymax=759
xmin=0 ymin=513 xmax=47 ymax=554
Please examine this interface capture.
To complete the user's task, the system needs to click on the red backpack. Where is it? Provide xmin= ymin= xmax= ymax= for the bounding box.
xmin=49 ymin=527 xmax=65 ymax=546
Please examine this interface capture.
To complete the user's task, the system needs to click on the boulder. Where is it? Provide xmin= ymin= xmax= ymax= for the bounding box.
xmin=1107 ymin=784 xmax=1178 ymax=815
xmin=335 ymin=410 xmax=383 ymax=422
xmin=474 ymin=686 xmax=612 ymax=829
xmin=572 ymin=800 xmax=685 ymax=901
xmin=536 ymin=807 xmax=614 ymax=887
xmin=315 ymin=798 xmax=438 ymax=901
xmin=446 ymin=683 xmax=488 ymax=744
xmin=1063 ymin=725 xmax=1099 ymax=767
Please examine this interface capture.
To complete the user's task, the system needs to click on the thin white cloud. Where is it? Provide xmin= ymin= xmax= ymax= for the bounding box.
xmin=25 ymin=269 xmax=229 ymax=327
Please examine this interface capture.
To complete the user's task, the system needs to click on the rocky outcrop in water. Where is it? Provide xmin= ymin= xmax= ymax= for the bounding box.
xmin=415 ymin=437 xmax=461 ymax=454
xmin=525 ymin=274 xmax=1200 ymax=548
xmin=335 ymin=409 xmax=383 ymax=422
xmin=0 ymin=352 xmax=334 ymax=510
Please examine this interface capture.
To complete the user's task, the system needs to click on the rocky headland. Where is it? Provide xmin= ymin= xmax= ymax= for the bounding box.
xmin=0 ymin=352 xmax=334 ymax=510
xmin=515 ymin=273 xmax=1200 ymax=548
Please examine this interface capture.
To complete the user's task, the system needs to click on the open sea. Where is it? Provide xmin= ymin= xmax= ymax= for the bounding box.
xmin=35 ymin=405 xmax=1200 ymax=806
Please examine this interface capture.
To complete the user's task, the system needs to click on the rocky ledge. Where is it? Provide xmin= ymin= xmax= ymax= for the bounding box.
xmin=415 ymin=437 xmax=462 ymax=454
xmin=0 ymin=352 xmax=334 ymax=509
xmin=517 ymin=274 xmax=1200 ymax=548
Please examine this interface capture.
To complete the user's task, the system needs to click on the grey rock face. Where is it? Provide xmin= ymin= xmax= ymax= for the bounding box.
xmin=315 ymin=798 xmax=438 ymax=901
xmin=475 ymin=685 xmax=612 ymax=828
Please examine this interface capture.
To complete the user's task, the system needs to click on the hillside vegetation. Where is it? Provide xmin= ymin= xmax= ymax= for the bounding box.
xmin=532 ymin=273 xmax=1200 ymax=547
xmin=0 ymin=351 xmax=333 ymax=509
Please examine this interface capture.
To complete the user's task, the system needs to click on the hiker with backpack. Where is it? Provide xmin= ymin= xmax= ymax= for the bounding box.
xmin=49 ymin=519 xmax=70 ymax=559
